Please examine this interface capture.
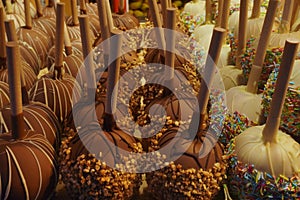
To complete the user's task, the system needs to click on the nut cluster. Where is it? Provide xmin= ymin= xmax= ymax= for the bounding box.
xmin=147 ymin=160 xmax=228 ymax=200
xmin=59 ymin=132 xmax=143 ymax=199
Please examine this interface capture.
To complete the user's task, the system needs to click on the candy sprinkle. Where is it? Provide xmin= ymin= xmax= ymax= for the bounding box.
xmin=227 ymin=139 xmax=300 ymax=199
xmin=262 ymin=67 xmax=300 ymax=142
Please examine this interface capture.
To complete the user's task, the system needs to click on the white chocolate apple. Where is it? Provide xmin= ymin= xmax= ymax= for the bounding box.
xmin=235 ymin=125 xmax=300 ymax=177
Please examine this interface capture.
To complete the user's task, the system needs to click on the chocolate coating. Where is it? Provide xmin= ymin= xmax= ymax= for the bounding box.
xmin=60 ymin=123 xmax=141 ymax=199
xmin=83 ymin=2 xmax=139 ymax=31
xmin=0 ymin=81 xmax=10 ymax=109
xmin=19 ymin=41 xmax=41 ymax=74
xmin=10 ymin=0 xmax=36 ymax=18
xmin=67 ymin=14 xmax=100 ymax=38
xmin=112 ymin=13 xmax=139 ymax=30
xmin=0 ymin=60 xmax=37 ymax=91
xmin=17 ymin=26 xmax=53 ymax=69
xmin=144 ymin=91 xmax=198 ymax=123
xmin=69 ymin=67 xmax=138 ymax=129
xmin=0 ymin=131 xmax=58 ymax=200
xmin=49 ymin=54 xmax=85 ymax=87
xmin=67 ymin=25 xmax=81 ymax=41
xmin=68 ymin=122 xmax=137 ymax=163
xmin=46 ymin=40 xmax=83 ymax=69
xmin=235 ymin=125 xmax=300 ymax=177
xmin=158 ymin=124 xmax=224 ymax=170
xmin=68 ymin=95 xmax=105 ymax=130
xmin=144 ymin=48 xmax=188 ymax=68
xmin=146 ymin=123 xmax=227 ymax=200
xmin=131 ymin=70 xmax=201 ymax=126
xmin=86 ymin=14 xmax=101 ymax=37
xmin=33 ymin=16 xmax=56 ymax=45
xmin=6 ymin=13 xmax=26 ymax=29
xmin=29 ymin=72 xmax=81 ymax=123
xmin=0 ymin=102 xmax=61 ymax=150
xmin=42 ymin=4 xmax=56 ymax=18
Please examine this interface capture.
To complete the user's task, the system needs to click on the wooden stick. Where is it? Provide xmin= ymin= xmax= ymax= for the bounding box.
xmin=24 ymin=0 xmax=32 ymax=29
xmin=56 ymin=0 xmax=72 ymax=55
xmin=52 ymin=0 xmax=57 ymax=11
xmin=246 ymin=0 xmax=280 ymax=94
xmin=105 ymin=0 xmax=114 ymax=32
xmin=279 ymin=0 xmax=293 ymax=33
xmin=97 ymin=0 xmax=110 ymax=40
xmin=79 ymin=15 xmax=96 ymax=99
xmin=56 ymin=0 xmax=73 ymax=56
xmin=118 ymin=0 xmax=124 ymax=14
xmin=148 ymin=0 xmax=166 ymax=54
xmin=48 ymin=0 xmax=54 ymax=7
xmin=192 ymin=28 xmax=226 ymax=133
xmin=236 ymin=0 xmax=249 ymax=69
xmin=35 ymin=0 xmax=43 ymax=17
xmin=165 ymin=8 xmax=176 ymax=81
xmin=79 ymin=0 xmax=87 ymax=14
xmin=205 ymin=0 xmax=213 ymax=24
xmin=291 ymin=0 xmax=299 ymax=29
xmin=96 ymin=0 xmax=110 ymax=67
xmin=160 ymin=0 xmax=168 ymax=27
xmin=0 ymin=0 xmax=7 ymax=19
xmin=64 ymin=22 xmax=73 ymax=56
xmin=250 ymin=0 xmax=261 ymax=19
xmin=220 ymin=0 xmax=231 ymax=30
xmin=5 ymin=0 xmax=13 ymax=14
xmin=5 ymin=20 xmax=18 ymax=41
xmin=262 ymin=40 xmax=299 ymax=143
xmin=6 ymin=41 xmax=25 ymax=139
xmin=104 ymin=29 xmax=122 ymax=131
xmin=111 ymin=0 xmax=116 ymax=12
xmin=54 ymin=2 xmax=65 ymax=78
xmin=5 ymin=19 xmax=29 ymax=105
xmin=106 ymin=29 xmax=122 ymax=114
xmin=276 ymin=0 xmax=285 ymax=20
xmin=60 ymin=0 xmax=72 ymax=16
xmin=71 ymin=0 xmax=79 ymax=25
xmin=215 ymin=0 xmax=223 ymax=27
xmin=168 ymin=0 xmax=172 ymax=8
xmin=148 ymin=0 xmax=163 ymax=28
xmin=197 ymin=28 xmax=226 ymax=114
xmin=79 ymin=15 xmax=92 ymax=59
xmin=0 ymin=7 xmax=6 ymax=60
